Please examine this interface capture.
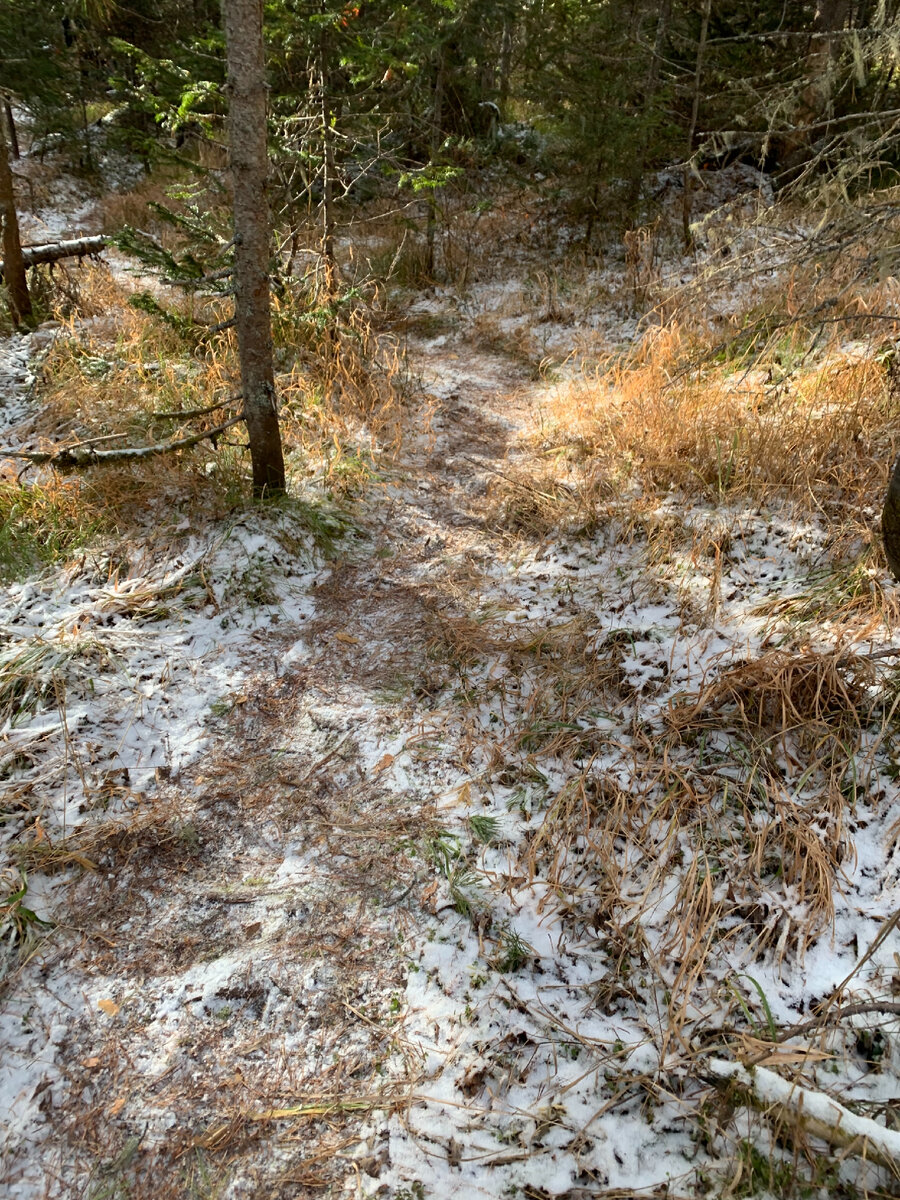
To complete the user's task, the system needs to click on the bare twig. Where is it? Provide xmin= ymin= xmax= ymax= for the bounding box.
xmin=205 ymin=316 xmax=236 ymax=335
xmin=277 ymin=733 xmax=353 ymax=790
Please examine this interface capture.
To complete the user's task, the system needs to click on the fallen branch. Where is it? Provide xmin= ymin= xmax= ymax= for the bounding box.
xmin=704 ymin=1000 xmax=900 ymax=1058
xmin=0 ymin=415 xmax=244 ymax=469
xmin=707 ymin=1058 xmax=900 ymax=1174
xmin=0 ymin=235 xmax=108 ymax=279
xmin=846 ymin=647 xmax=900 ymax=663
xmin=151 ymin=396 xmax=240 ymax=420
xmin=205 ymin=316 xmax=236 ymax=335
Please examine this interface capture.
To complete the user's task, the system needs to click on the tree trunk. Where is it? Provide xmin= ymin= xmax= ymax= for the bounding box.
xmin=798 ymin=0 xmax=851 ymax=129
xmin=222 ymin=0 xmax=286 ymax=496
xmin=883 ymin=455 xmax=900 ymax=581
xmin=425 ymin=49 xmax=445 ymax=277
xmin=498 ymin=20 xmax=513 ymax=119
xmin=4 ymin=101 xmax=19 ymax=160
xmin=319 ymin=8 xmax=337 ymax=299
xmin=625 ymin=0 xmax=671 ymax=221
xmin=780 ymin=0 xmax=851 ymax=172
xmin=682 ymin=0 xmax=712 ymax=251
xmin=0 ymin=117 xmax=32 ymax=326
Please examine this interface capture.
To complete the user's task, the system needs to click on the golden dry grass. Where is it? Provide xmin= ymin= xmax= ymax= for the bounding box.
xmin=6 ymin=255 xmax=413 ymax=537
xmin=551 ymin=324 xmax=899 ymax=516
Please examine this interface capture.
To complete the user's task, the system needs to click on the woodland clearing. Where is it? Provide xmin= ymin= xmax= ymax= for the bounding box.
xmin=1 ymin=147 xmax=900 ymax=1200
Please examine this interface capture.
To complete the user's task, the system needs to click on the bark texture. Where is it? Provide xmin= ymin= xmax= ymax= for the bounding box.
xmin=0 ymin=117 xmax=31 ymax=325
xmin=222 ymin=0 xmax=286 ymax=495
xmin=883 ymin=455 xmax=900 ymax=582
xmin=682 ymin=0 xmax=711 ymax=250
xmin=798 ymin=0 xmax=851 ymax=129
xmin=319 ymin=8 xmax=337 ymax=298
xmin=779 ymin=0 xmax=851 ymax=171
xmin=0 ymin=235 xmax=107 ymax=279
xmin=4 ymin=101 xmax=19 ymax=160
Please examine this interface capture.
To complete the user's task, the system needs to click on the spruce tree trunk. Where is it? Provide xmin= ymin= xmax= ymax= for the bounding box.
xmin=625 ymin=0 xmax=671 ymax=221
xmin=319 ymin=10 xmax=337 ymax=299
xmin=776 ymin=0 xmax=850 ymax=173
xmin=883 ymin=456 xmax=900 ymax=582
xmin=799 ymin=1 xmax=851 ymax=130
xmin=0 ymin=116 xmax=32 ymax=326
xmin=425 ymin=49 xmax=445 ymax=277
xmin=498 ymin=21 xmax=513 ymax=118
xmin=4 ymin=101 xmax=19 ymax=160
xmin=222 ymin=0 xmax=286 ymax=495
xmin=682 ymin=0 xmax=711 ymax=251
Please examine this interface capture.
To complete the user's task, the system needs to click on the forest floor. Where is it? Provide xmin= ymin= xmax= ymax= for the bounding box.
xmin=3 ymin=150 xmax=900 ymax=1200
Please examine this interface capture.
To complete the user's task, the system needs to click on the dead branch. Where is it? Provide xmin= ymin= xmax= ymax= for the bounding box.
xmin=0 ymin=235 xmax=108 ymax=279
xmin=151 ymin=395 xmax=241 ymax=419
xmin=0 ymin=414 xmax=244 ymax=469
xmin=205 ymin=316 xmax=237 ymax=335
xmin=707 ymin=1059 xmax=900 ymax=1174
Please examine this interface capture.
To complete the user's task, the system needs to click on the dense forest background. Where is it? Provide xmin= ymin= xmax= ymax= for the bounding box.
xmin=3 ymin=0 xmax=896 ymax=264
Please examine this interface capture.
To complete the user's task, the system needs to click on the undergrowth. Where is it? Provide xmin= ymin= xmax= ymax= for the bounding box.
xmin=6 ymin=163 xmax=900 ymax=1199
xmin=401 ymin=226 xmax=900 ymax=1197
xmin=550 ymin=324 xmax=898 ymax=518
xmin=13 ymin=246 xmax=410 ymax=540
xmin=0 ymin=477 xmax=106 ymax=581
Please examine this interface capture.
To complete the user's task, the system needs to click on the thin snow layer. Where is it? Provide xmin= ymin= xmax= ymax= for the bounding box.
xmin=0 ymin=329 xmax=42 ymax=431
xmin=438 ymin=162 xmax=784 ymax=359
xmin=0 ymin=322 xmax=321 ymax=1187
xmin=2 ymin=523 xmax=318 ymax=797
xmin=0 ymin=525 xmax=322 ymax=1189
xmin=3 ymin=161 xmax=900 ymax=1197
xmin=366 ymin=497 xmax=900 ymax=1197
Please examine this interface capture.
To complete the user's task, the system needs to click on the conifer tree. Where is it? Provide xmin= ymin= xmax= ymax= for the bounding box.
xmin=222 ymin=0 xmax=286 ymax=495
xmin=0 ymin=109 xmax=31 ymax=326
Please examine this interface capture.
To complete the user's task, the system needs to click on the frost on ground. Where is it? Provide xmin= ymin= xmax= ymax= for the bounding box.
xmin=2 ymin=160 xmax=900 ymax=1199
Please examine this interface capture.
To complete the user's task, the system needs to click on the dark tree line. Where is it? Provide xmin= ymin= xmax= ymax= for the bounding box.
xmin=5 ymin=0 xmax=900 ymax=493
xmin=6 ymin=2 xmax=900 ymax=204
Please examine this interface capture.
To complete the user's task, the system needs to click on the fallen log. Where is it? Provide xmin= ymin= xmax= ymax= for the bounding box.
xmin=0 ymin=234 xmax=107 ymax=279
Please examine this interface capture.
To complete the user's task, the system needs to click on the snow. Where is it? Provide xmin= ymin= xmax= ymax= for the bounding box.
xmin=1 ymin=152 xmax=899 ymax=1197
xmin=709 ymin=1057 xmax=900 ymax=1162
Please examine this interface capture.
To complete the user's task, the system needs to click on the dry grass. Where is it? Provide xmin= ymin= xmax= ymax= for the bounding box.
xmin=0 ymin=473 xmax=106 ymax=581
xmin=6 ymin=252 xmax=415 ymax=536
xmin=275 ymin=295 xmax=412 ymax=472
xmin=550 ymin=324 xmax=898 ymax=520
xmin=486 ymin=464 xmax=590 ymax=536
xmin=12 ymin=268 xmax=242 ymax=531
xmin=96 ymin=175 xmax=188 ymax=238
xmin=436 ymin=559 xmax=894 ymax=1034
xmin=667 ymin=647 xmax=871 ymax=744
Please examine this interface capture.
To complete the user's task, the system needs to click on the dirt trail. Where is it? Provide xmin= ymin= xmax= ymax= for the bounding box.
xmin=1 ymin=328 xmax=542 ymax=1198
xmin=7 ymin=161 xmax=900 ymax=1200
